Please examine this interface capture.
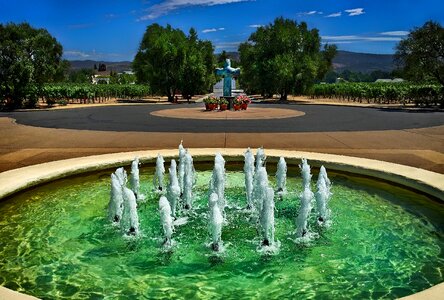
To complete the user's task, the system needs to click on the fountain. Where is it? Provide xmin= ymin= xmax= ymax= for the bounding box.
xmin=300 ymin=158 xmax=311 ymax=189
xmin=130 ymin=157 xmax=145 ymax=200
xmin=276 ymin=157 xmax=287 ymax=196
xmin=315 ymin=166 xmax=331 ymax=225
xmin=296 ymin=159 xmax=316 ymax=239
xmin=296 ymin=186 xmax=314 ymax=239
xmin=178 ymin=141 xmax=186 ymax=196
xmin=259 ymin=187 xmax=276 ymax=247
xmin=153 ymin=154 xmax=165 ymax=192
xmin=0 ymin=148 xmax=443 ymax=299
xmin=255 ymin=147 xmax=266 ymax=171
xmin=122 ymin=186 xmax=139 ymax=235
xmin=167 ymin=159 xmax=181 ymax=218
xmin=108 ymin=172 xmax=124 ymax=223
xmin=210 ymin=153 xmax=226 ymax=216
xmin=208 ymin=192 xmax=223 ymax=251
xmin=159 ymin=195 xmax=174 ymax=246
xmin=244 ymin=148 xmax=255 ymax=209
xmin=183 ymin=152 xmax=195 ymax=210
xmin=319 ymin=165 xmax=331 ymax=194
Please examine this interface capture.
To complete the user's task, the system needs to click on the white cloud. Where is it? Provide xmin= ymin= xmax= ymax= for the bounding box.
xmin=325 ymin=12 xmax=341 ymax=18
xmin=298 ymin=10 xmax=323 ymax=16
xmin=139 ymin=0 xmax=253 ymax=20
xmin=64 ymin=50 xmax=91 ymax=58
xmin=202 ymin=27 xmax=225 ymax=33
xmin=345 ymin=8 xmax=365 ymax=16
xmin=322 ymin=35 xmax=402 ymax=42
xmin=380 ymin=31 xmax=409 ymax=36
xmin=249 ymin=24 xmax=263 ymax=28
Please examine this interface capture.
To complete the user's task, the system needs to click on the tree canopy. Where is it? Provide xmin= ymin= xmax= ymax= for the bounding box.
xmin=0 ymin=22 xmax=68 ymax=109
xmin=133 ymin=24 xmax=215 ymax=102
xmin=239 ymin=17 xmax=336 ymax=100
xmin=395 ymin=21 xmax=444 ymax=85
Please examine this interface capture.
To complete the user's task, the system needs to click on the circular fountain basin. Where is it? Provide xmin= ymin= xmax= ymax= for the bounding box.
xmin=0 ymin=150 xmax=443 ymax=299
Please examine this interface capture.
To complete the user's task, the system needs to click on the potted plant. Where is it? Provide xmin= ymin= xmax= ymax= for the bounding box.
xmin=236 ymin=95 xmax=251 ymax=110
xmin=233 ymin=96 xmax=243 ymax=111
xmin=203 ymin=96 xmax=218 ymax=111
xmin=219 ymin=98 xmax=228 ymax=111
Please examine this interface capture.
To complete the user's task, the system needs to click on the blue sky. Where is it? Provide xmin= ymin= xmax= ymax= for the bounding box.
xmin=1 ymin=0 xmax=443 ymax=61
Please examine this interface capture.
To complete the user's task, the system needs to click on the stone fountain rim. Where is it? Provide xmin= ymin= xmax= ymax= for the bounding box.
xmin=0 ymin=148 xmax=443 ymax=300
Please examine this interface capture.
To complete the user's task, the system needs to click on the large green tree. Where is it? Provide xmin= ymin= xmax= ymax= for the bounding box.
xmin=395 ymin=21 xmax=444 ymax=85
xmin=0 ymin=22 xmax=68 ymax=109
xmin=133 ymin=24 xmax=215 ymax=102
xmin=239 ymin=17 xmax=337 ymax=100
xmin=180 ymin=28 xmax=216 ymax=101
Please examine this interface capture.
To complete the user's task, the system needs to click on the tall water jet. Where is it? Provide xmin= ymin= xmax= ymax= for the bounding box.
xmin=276 ymin=157 xmax=287 ymax=196
xmin=244 ymin=148 xmax=255 ymax=209
xmin=255 ymin=147 xmax=266 ymax=171
xmin=208 ymin=193 xmax=223 ymax=251
xmin=153 ymin=154 xmax=165 ymax=192
xmin=183 ymin=152 xmax=195 ymax=210
xmin=108 ymin=172 xmax=124 ymax=223
xmin=319 ymin=165 xmax=331 ymax=194
xmin=296 ymin=186 xmax=314 ymax=238
xmin=159 ymin=195 xmax=173 ymax=246
xmin=122 ymin=187 xmax=139 ymax=235
xmin=260 ymin=187 xmax=276 ymax=246
xmin=252 ymin=166 xmax=269 ymax=214
xmin=210 ymin=153 xmax=226 ymax=216
xmin=178 ymin=141 xmax=186 ymax=196
xmin=115 ymin=167 xmax=127 ymax=186
xmin=316 ymin=167 xmax=332 ymax=225
xmin=167 ymin=159 xmax=181 ymax=218
xmin=300 ymin=158 xmax=312 ymax=189
xmin=130 ymin=157 xmax=143 ymax=200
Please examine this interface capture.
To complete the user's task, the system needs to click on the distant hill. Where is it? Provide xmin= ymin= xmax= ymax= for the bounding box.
xmin=68 ymin=60 xmax=132 ymax=73
xmin=68 ymin=51 xmax=396 ymax=74
xmin=215 ymin=51 xmax=240 ymax=62
xmin=332 ymin=51 xmax=395 ymax=73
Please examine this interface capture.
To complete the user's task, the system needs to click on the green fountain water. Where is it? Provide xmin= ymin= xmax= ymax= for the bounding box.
xmin=0 ymin=166 xmax=443 ymax=299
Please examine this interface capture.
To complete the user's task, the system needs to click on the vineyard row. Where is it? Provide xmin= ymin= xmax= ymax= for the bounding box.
xmin=34 ymin=84 xmax=152 ymax=105
xmin=308 ymin=83 xmax=443 ymax=106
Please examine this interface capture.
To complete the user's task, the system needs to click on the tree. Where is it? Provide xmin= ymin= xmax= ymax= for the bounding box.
xmin=180 ymin=28 xmax=216 ymax=101
xmin=134 ymin=25 xmax=215 ymax=102
xmin=239 ymin=17 xmax=336 ymax=100
xmin=133 ymin=24 xmax=186 ymax=102
xmin=0 ymin=22 xmax=68 ymax=109
xmin=395 ymin=21 xmax=444 ymax=85
xmin=68 ymin=68 xmax=94 ymax=83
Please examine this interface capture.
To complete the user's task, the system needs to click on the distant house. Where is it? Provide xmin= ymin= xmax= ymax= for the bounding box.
xmin=375 ymin=78 xmax=404 ymax=83
xmin=92 ymin=63 xmax=111 ymax=84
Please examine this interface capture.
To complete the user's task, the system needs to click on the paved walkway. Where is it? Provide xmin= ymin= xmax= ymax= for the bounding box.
xmin=3 ymin=103 xmax=443 ymax=132
xmin=0 ymin=102 xmax=443 ymax=174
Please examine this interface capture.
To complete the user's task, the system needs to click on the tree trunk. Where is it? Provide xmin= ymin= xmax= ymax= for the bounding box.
xmin=280 ymin=90 xmax=287 ymax=101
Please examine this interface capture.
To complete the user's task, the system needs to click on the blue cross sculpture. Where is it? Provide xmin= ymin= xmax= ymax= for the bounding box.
xmin=215 ymin=59 xmax=240 ymax=97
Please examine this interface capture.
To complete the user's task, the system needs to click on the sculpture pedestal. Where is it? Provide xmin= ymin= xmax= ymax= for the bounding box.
xmin=222 ymin=96 xmax=235 ymax=110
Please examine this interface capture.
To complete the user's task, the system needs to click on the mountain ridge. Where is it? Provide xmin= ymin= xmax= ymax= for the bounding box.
xmin=68 ymin=51 xmax=396 ymax=74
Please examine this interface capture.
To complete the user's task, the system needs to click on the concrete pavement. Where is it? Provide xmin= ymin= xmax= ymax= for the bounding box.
xmin=0 ymin=114 xmax=443 ymax=173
